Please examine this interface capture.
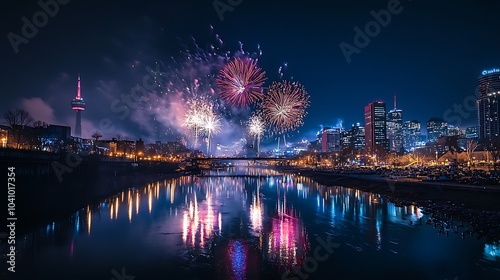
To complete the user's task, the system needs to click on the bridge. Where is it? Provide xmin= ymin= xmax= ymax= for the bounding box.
xmin=196 ymin=174 xmax=289 ymax=178
xmin=191 ymin=157 xmax=293 ymax=164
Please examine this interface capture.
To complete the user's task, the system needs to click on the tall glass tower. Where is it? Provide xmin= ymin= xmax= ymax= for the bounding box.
xmin=478 ymin=68 xmax=500 ymax=141
xmin=364 ymin=101 xmax=387 ymax=154
xmin=386 ymin=95 xmax=403 ymax=152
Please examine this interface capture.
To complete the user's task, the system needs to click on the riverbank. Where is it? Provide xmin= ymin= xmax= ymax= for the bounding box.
xmin=294 ymin=170 xmax=500 ymax=210
xmin=15 ymin=170 xmax=182 ymax=236
xmin=283 ymin=168 xmax=500 ymax=241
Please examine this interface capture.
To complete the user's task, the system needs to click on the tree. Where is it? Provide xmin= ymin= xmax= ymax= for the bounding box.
xmin=465 ymin=139 xmax=479 ymax=166
xmin=4 ymin=108 xmax=34 ymax=127
xmin=489 ymin=136 xmax=500 ymax=170
xmin=3 ymin=109 xmax=34 ymax=148
xmin=92 ymin=131 xmax=103 ymax=141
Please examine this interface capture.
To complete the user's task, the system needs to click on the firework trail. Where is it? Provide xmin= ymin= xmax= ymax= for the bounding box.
xmin=247 ymin=114 xmax=265 ymax=156
xmin=131 ymin=30 xmax=263 ymax=143
xmin=216 ymin=58 xmax=267 ymax=107
xmin=121 ymin=27 xmax=311 ymax=153
xmin=202 ymin=107 xmax=222 ymax=156
xmin=259 ymin=80 xmax=310 ymax=135
xmin=278 ymin=62 xmax=288 ymax=80
xmin=182 ymin=97 xmax=212 ymax=150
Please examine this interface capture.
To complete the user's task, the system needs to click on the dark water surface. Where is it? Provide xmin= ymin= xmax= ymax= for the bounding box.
xmin=8 ymin=167 xmax=500 ymax=280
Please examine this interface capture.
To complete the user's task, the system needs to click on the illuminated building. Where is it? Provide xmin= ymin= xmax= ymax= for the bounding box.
xmin=465 ymin=125 xmax=479 ymax=139
xmin=351 ymin=123 xmax=365 ymax=151
xmin=0 ymin=125 xmax=8 ymax=148
xmin=341 ymin=123 xmax=365 ymax=151
xmin=320 ymin=127 xmax=342 ymax=152
xmin=402 ymin=120 xmax=420 ymax=152
xmin=135 ymin=138 xmax=144 ymax=156
xmin=364 ymin=101 xmax=387 ymax=154
xmin=70 ymin=75 xmax=86 ymax=138
xmin=477 ymin=68 xmax=500 ymax=141
xmin=426 ymin=117 xmax=447 ymax=143
xmin=386 ymin=96 xmax=403 ymax=152
xmin=39 ymin=125 xmax=72 ymax=151
xmin=447 ymin=125 xmax=465 ymax=137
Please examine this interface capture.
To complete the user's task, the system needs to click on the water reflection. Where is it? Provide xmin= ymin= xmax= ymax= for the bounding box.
xmin=249 ymin=181 xmax=263 ymax=236
xmin=207 ymin=166 xmax=283 ymax=177
xmin=485 ymin=243 xmax=500 ymax=261
xmin=13 ymin=170 xmax=500 ymax=280
xmin=264 ymin=203 xmax=309 ymax=270
xmin=228 ymin=240 xmax=248 ymax=279
xmin=86 ymin=205 xmax=91 ymax=235
xmin=182 ymin=189 xmax=222 ymax=249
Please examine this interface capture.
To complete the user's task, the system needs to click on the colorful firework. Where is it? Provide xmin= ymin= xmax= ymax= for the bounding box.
xmin=202 ymin=108 xmax=222 ymax=155
xmin=203 ymin=110 xmax=222 ymax=136
xmin=217 ymin=58 xmax=267 ymax=107
xmin=129 ymin=31 xmax=264 ymax=142
xmin=247 ymin=114 xmax=265 ymax=156
xmin=259 ymin=80 xmax=310 ymax=134
xmin=248 ymin=114 xmax=265 ymax=138
xmin=182 ymin=98 xmax=212 ymax=149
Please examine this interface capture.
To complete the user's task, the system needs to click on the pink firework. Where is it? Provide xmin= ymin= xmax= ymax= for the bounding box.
xmin=260 ymin=80 xmax=310 ymax=134
xmin=216 ymin=58 xmax=267 ymax=107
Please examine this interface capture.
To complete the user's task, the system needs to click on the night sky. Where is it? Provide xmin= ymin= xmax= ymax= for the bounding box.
xmin=1 ymin=0 xmax=500 ymax=144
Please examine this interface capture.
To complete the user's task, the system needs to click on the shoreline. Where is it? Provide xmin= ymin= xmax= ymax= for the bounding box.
xmin=286 ymin=168 xmax=500 ymax=241
xmin=15 ymin=171 xmax=183 ymax=236
xmin=292 ymin=169 xmax=500 ymax=210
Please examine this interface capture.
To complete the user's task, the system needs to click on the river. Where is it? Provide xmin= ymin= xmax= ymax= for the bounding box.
xmin=8 ymin=167 xmax=500 ymax=280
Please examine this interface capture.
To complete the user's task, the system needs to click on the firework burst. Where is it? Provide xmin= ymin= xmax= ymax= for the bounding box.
xmin=247 ymin=114 xmax=265 ymax=156
xmin=260 ymin=80 xmax=310 ymax=135
xmin=248 ymin=114 xmax=265 ymax=138
xmin=202 ymin=108 xmax=222 ymax=155
xmin=203 ymin=110 xmax=222 ymax=136
xmin=132 ymin=31 xmax=264 ymax=143
xmin=182 ymin=98 xmax=212 ymax=149
xmin=216 ymin=58 xmax=267 ymax=107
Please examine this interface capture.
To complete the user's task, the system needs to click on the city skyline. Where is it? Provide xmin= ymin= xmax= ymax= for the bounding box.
xmin=3 ymin=2 xmax=500 ymax=279
xmin=1 ymin=0 xmax=500 ymax=144
xmin=0 ymin=68 xmax=500 ymax=148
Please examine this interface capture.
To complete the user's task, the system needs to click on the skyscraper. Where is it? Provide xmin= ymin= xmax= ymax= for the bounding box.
xmin=465 ymin=126 xmax=479 ymax=139
xmin=447 ymin=125 xmax=464 ymax=137
xmin=426 ymin=117 xmax=447 ymax=143
xmin=402 ymin=120 xmax=421 ymax=151
xmin=350 ymin=123 xmax=365 ymax=151
xmin=320 ymin=127 xmax=342 ymax=152
xmin=386 ymin=95 xmax=403 ymax=153
xmin=71 ymin=75 xmax=86 ymax=138
xmin=477 ymin=68 xmax=500 ymax=141
xmin=364 ymin=101 xmax=387 ymax=154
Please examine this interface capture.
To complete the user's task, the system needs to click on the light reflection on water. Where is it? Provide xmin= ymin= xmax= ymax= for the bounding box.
xmin=484 ymin=243 xmax=500 ymax=261
xmin=11 ymin=168 xmax=500 ymax=279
